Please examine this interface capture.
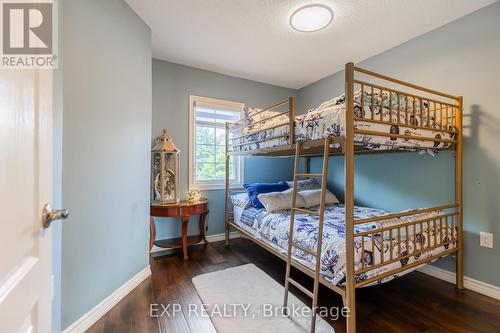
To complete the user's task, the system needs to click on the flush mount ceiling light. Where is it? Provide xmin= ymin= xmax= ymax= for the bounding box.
xmin=290 ymin=4 xmax=333 ymax=32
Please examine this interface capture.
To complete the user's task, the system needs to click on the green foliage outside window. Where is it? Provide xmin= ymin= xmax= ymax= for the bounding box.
xmin=195 ymin=125 xmax=234 ymax=181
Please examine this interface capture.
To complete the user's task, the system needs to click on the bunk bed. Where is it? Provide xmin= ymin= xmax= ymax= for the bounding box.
xmin=224 ymin=63 xmax=463 ymax=333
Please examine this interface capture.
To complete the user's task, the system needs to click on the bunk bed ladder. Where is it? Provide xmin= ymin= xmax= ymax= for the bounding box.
xmin=283 ymin=136 xmax=331 ymax=333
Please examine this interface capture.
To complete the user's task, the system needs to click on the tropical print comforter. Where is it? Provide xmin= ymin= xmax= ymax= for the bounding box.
xmin=232 ymin=90 xmax=456 ymax=154
xmin=234 ymin=203 xmax=456 ymax=287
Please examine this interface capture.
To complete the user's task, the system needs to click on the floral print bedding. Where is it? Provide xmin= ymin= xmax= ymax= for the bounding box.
xmin=232 ymin=90 xmax=456 ymax=154
xmin=233 ymin=203 xmax=456 ymax=287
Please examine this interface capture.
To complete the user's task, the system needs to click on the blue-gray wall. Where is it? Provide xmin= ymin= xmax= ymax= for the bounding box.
xmin=61 ymin=0 xmax=152 ymax=329
xmin=152 ymin=59 xmax=296 ymax=239
xmin=297 ymin=2 xmax=500 ymax=287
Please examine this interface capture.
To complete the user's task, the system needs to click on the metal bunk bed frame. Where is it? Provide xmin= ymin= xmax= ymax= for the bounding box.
xmin=224 ymin=63 xmax=464 ymax=333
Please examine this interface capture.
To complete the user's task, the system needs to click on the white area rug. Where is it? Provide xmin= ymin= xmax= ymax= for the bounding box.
xmin=192 ymin=264 xmax=334 ymax=333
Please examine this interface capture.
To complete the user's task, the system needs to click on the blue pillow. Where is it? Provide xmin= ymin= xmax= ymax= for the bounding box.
xmin=244 ymin=181 xmax=289 ymax=209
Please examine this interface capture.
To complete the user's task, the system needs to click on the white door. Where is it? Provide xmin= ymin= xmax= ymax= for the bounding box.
xmin=0 ymin=69 xmax=55 ymax=333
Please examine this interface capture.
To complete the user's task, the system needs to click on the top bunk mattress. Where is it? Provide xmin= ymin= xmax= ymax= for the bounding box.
xmin=232 ymin=90 xmax=456 ymax=154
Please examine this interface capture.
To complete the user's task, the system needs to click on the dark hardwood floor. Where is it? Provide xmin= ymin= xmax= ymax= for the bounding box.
xmin=87 ymin=238 xmax=500 ymax=333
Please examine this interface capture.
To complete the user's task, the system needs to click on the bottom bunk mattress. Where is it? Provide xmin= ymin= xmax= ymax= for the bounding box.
xmin=232 ymin=203 xmax=456 ymax=287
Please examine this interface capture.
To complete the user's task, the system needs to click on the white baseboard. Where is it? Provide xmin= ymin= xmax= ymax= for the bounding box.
xmin=206 ymin=230 xmax=240 ymax=242
xmin=62 ymin=265 xmax=152 ymax=333
xmin=418 ymin=265 xmax=500 ymax=300
xmin=150 ymin=231 xmax=240 ymax=253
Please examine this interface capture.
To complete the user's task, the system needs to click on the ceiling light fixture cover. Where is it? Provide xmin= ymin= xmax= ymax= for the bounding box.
xmin=290 ymin=4 xmax=333 ymax=32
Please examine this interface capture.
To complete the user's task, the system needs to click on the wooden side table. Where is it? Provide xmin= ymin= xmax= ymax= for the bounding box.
xmin=150 ymin=199 xmax=209 ymax=260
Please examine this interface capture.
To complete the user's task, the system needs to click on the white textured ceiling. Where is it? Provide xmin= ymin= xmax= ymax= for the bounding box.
xmin=126 ymin=0 xmax=496 ymax=89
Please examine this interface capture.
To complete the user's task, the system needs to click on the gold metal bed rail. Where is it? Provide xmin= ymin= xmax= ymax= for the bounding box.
xmin=352 ymin=68 xmax=460 ymax=147
xmin=227 ymin=96 xmax=295 ymax=153
xmin=343 ymin=63 xmax=464 ymax=333
xmin=353 ymin=204 xmax=459 ymax=287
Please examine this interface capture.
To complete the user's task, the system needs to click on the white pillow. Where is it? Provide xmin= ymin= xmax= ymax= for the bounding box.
xmin=286 ymin=177 xmax=321 ymax=191
xmin=257 ymin=189 xmax=306 ymax=213
xmin=297 ymin=189 xmax=339 ymax=208
xmin=231 ymin=192 xmax=252 ymax=209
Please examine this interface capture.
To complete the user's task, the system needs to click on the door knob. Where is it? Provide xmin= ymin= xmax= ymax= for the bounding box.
xmin=42 ymin=204 xmax=69 ymax=228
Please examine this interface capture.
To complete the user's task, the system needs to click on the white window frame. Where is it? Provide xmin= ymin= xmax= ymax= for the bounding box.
xmin=188 ymin=95 xmax=245 ymax=191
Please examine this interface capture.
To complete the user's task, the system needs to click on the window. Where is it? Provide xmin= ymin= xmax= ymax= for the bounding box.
xmin=189 ymin=95 xmax=244 ymax=190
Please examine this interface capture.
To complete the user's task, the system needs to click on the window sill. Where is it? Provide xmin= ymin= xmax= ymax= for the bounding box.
xmin=190 ymin=183 xmax=244 ymax=191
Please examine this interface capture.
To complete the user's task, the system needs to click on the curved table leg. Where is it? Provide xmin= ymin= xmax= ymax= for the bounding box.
xmin=181 ymin=216 xmax=189 ymax=260
xmin=149 ymin=217 xmax=156 ymax=251
xmin=199 ymin=211 xmax=208 ymax=243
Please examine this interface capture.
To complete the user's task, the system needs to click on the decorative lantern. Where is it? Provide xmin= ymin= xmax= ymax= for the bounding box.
xmin=151 ymin=129 xmax=180 ymax=205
